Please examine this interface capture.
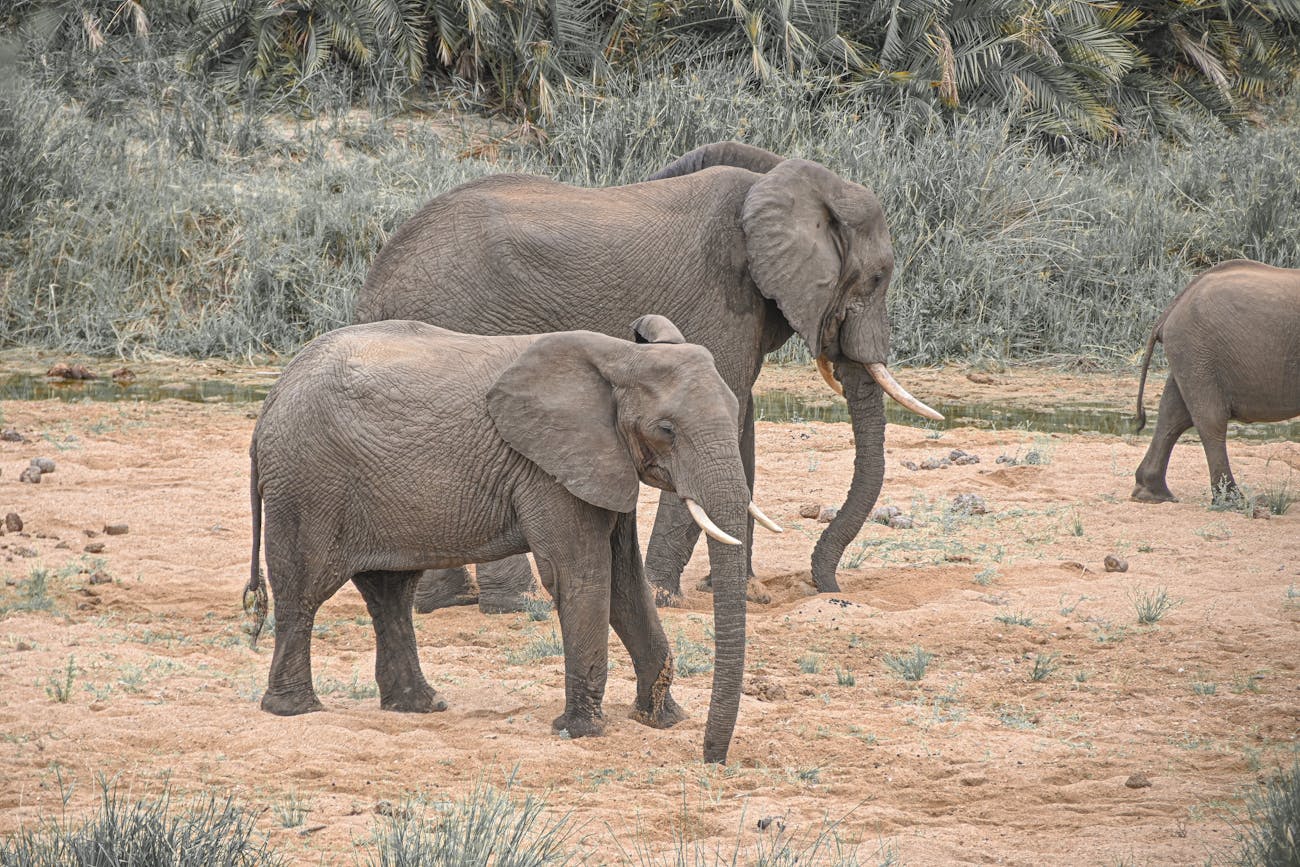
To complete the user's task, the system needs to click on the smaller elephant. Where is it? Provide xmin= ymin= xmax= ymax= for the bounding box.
xmin=1132 ymin=259 xmax=1300 ymax=503
xmin=244 ymin=315 xmax=773 ymax=763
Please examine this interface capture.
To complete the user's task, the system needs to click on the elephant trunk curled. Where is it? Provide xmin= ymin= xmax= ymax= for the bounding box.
xmin=811 ymin=363 xmax=886 ymax=592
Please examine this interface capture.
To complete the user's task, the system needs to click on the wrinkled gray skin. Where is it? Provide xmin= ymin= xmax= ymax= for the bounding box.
xmin=246 ymin=316 xmax=750 ymax=763
xmin=356 ymin=141 xmax=898 ymax=602
xmin=1133 ymin=259 xmax=1300 ymax=502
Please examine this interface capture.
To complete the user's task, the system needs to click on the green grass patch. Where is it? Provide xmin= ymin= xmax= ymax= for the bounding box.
xmin=882 ymin=647 xmax=933 ymax=682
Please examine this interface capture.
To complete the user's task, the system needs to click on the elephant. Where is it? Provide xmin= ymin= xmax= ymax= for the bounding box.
xmin=355 ymin=140 xmax=942 ymax=609
xmin=1132 ymin=259 xmax=1300 ymax=503
xmin=243 ymin=314 xmax=767 ymax=763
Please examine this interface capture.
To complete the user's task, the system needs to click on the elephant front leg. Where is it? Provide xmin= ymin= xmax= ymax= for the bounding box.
xmin=1133 ymin=375 xmax=1194 ymax=503
xmin=609 ymin=512 xmax=686 ymax=729
xmin=531 ymin=544 xmax=613 ymax=740
xmin=353 ymin=571 xmax=447 ymax=713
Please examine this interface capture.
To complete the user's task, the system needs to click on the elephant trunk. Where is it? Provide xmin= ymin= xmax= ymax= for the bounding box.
xmin=700 ymin=497 xmax=749 ymax=764
xmin=811 ymin=363 xmax=886 ymax=591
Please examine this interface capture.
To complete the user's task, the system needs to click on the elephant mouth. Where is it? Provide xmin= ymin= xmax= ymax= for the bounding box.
xmin=816 ymin=356 xmax=943 ymax=421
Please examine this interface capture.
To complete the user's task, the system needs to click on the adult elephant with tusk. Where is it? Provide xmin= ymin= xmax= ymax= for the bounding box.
xmin=356 ymin=141 xmax=941 ymax=603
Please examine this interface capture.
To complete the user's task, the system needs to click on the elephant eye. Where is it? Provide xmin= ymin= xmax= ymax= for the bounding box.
xmin=651 ymin=420 xmax=676 ymax=443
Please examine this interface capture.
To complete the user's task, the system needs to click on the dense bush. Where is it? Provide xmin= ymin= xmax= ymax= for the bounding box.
xmin=2 ymin=58 xmax=1298 ymax=362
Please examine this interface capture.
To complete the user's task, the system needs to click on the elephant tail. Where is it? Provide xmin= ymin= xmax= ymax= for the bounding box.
xmin=243 ymin=450 xmax=268 ymax=649
xmin=1134 ymin=319 xmax=1162 ymax=433
xmin=646 ymin=141 xmax=785 ymax=181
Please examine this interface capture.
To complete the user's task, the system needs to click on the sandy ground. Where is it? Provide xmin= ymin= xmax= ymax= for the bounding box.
xmin=0 ymin=362 xmax=1297 ymax=865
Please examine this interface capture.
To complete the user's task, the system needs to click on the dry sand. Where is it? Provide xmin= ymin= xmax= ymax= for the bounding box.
xmin=0 ymin=361 xmax=1296 ymax=865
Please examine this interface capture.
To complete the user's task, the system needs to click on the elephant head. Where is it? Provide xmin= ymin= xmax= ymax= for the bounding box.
xmin=487 ymin=316 xmax=756 ymax=762
xmin=731 ymin=150 xmax=941 ymax=590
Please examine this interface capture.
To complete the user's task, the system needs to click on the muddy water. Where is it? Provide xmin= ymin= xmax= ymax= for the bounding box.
xmin=0 ymin=375 xmax=271 ymax=404
xmin=756 ymin=390 xmax=1300 ymax=442
xmin=3 ymin=374 xmax=1298 ymax=441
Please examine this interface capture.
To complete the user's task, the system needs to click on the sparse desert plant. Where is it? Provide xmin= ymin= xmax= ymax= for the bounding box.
xmin=995 ymin=610 xmax=1035 ymax=627
xmin=883 ymin=646 xmax=933 ymax=682
xmin=835 ymin=668 xmax=856 ymax=687
xmin=1262 ymin=478 xmax=1295 ymax=516
xmin=1058 ymin=594 xmax=1086 ymax=616
xmin=840 ymin=540 xmax=871 ymax=569
xmin=1230 ymin=759 xmax=1300 ymax=867
xmin=997 ymin=704 xmax=1038 ymax=730
xmin=522 ymin=597 xmax=553 ymax=622
xmin=798 ymin=653 xmax=822 ymax=675
xmin=1068 ymin=509 xmax=1084 ymax=537
xmin=973 ymin=567 xmax=997 ymax=587
xmin=360 ymin=783 xmax=581 ymax=866
xmin=272 ymin=793 xmax=308 ymax=829
xmin=313 ymin=670 xmax=379 ymax=701
xmin=2 ymin=567 xmax=56 ymax=615
xmin=1132 ymin=586 xmax=1181 ymax=624
xmin=505 ymin=629 xmax=565 ymax=665
xmin=45 ymin=656 xmax=76 ymax=703
xmin=1029 ymin=653 xmax=1059 ymax=682
xmin=1192 ymin=681 xmax=1218 ymax=696
xmin=0 ymin=778 xmax=282 ymax=866
xmin=673 ymin=631 xmax=714 ymax=678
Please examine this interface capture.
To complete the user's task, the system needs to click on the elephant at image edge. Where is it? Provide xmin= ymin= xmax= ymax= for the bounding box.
xmin=355 ymin=141 xmax=941 ymax=608
xmin=244 ymin=316 xmax=755 ymax=763
xmin=1132 ymin=259 xmax=1300 ymax=503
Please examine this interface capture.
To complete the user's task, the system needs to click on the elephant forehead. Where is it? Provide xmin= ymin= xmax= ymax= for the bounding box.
xmin=630 ymin=347 xmax=737 ymax=411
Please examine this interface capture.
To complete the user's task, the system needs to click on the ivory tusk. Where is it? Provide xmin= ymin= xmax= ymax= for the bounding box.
xmin=815 ymin=355 xmax=844 ymax=396
xmin=684 ymin=499 xmax=743 ymax=546
xmin=867 ymin=362 xmax=945 ymax=421
xmin=748 ymin=502 xmax=783 ymax=533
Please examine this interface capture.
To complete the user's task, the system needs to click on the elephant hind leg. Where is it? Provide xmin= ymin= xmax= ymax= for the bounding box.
xmin=413 ymin=567 xmax=478 ymax=613
xmin=476 ymin=556 xmax=537 ymax=614
xmin=1193 ymin=411 xmax=1237 ymax=504
xmin=261 ymin=553 xmax=326 ymax=715
xmin=1133 ymin=374 xmax=1193 ymax=503
xmin=353 ymin=570 xmax=447 ymax=713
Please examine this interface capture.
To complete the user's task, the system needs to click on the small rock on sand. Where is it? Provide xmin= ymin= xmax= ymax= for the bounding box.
xmin=103 ymin=523 xmax=129 ymax=536
xmin=4 ymin=513 xmax=21 ymax=533
xmin=1124 ymin=773 xmax=1152 ymax=789
xmin=19 ymin=466 xmax=42 ymax=484
xmin=1103 ymin=555 xmax=1128 ymax=573
xmin=798 ymin=503 xmax=821 ymax=519
xmin=30 ymin=457 xmax=55 ymax=474
xmin=817 ymin=506 xmax=838 ymax=523
xmin=84 ymin=542 xmax=106 ymax=554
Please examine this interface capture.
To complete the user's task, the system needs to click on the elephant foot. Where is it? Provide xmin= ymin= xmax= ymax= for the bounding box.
xmin=694 ymin=574 xmax=771 ymax=605
xmin=478 ymin=594 xmax=531 ymax=615
xmin=552 ymin=710 xmax=605 ymax=739
xmin=653 ymin=586 xmax=685 ymax=608
xmin=631 ymin=694 xmax=687 ymax=730
xmin=413 ymin=567 xmax=478 ymax=614
xmin=1131 ymin=485 xmax=1177 ymax=504
xmin=261 ymin=688 xmax=323 ymax=716
xmin=379 ymin=683 xmax=448 ymax=713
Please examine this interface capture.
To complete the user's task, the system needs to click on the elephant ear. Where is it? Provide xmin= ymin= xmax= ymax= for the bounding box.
xmin=630 ymin=314 xmax=686 ymax=344
xmin=741 ymin=159 xmax=857 ymax=358
xmin=488 ymin=333 xmax=640 ymax=514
